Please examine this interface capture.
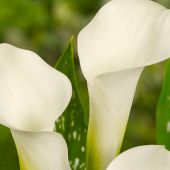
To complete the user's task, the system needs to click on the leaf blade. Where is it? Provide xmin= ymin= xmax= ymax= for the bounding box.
xmin=55 ymin=37 xmax=88 ymax=170
xmin=156 ymin=60 xmax=170 ymax=150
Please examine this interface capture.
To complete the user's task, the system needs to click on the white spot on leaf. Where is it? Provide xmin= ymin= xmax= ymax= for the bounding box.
xmin=73 ymin=131 xmax=77 ymax=139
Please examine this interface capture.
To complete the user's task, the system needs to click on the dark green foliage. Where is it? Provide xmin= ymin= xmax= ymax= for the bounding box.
xmin=55 ymin=38 xmax=88 ymax=170
xmin=0 ymin=125 xmax=19 ymax=170
xmin=154 ymin=0 xmax=170 ymax=8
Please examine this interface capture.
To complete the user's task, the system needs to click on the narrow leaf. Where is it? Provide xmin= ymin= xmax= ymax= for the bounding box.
xmin=156 ymin=60 xmax=170 ymax=150
xmin=55 ymin=37 xmax=88 ymax=170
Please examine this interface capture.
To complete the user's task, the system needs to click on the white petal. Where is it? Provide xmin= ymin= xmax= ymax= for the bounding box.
xmin=107 ymin=145 xmax=170 ymax=170
xmin=11 ymin=130 xmax=71 ymax=170
xmin=78 ymin=0 xmax=170 ymax=80
xmin=0 ymin=44 xmax=72 ymax=131
xmin=78 ymin=0 xmax=170 ymax=169
xmin=86 ymin=67 xmax=143 ymax=169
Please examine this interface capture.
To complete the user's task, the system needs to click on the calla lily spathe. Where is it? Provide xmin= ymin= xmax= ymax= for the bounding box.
xmin=0 ymin=44 xmax=72 ymax=170
xmin=107 ymin=145 xmax=170 ymax=170
xmin=78 ymin=0 xmax=170 ymax=169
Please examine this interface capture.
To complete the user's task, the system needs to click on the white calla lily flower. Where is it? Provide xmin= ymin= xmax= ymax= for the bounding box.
xmin=0 ymin=43 xmax=72 ymax=170
xmin=78 ymin=0 xmax=170 ymax=169
xmin=107 ymin=145 xmax=170 ymax=170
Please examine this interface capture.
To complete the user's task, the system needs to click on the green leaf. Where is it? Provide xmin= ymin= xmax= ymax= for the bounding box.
xmin=55 ymin=37 xmax=88 ymax=170
xmin=0 ymin=125 xmax=19 ymax=170
xmin=156 ymin=60 xmax=170 ymax=150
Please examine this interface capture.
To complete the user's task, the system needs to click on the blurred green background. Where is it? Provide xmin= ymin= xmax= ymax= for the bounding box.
xmin=0 ymin=0 xmax=168 ymax=169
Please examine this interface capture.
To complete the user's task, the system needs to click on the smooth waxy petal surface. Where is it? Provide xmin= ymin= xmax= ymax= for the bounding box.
xmin=12 ymin=130 xmax=71 ymax=170
xmin=0 ymin=43 xmax=72 ymax=131
xmin=107 ymin=145 xmax=170 ymax=170
xmin=86 ymin=68 xmax=143 ymax=170
xmin=0 ymin=43 xmax=72 ymax=170
xmin=78 ymin=0 xmax=170 ymax=80
xmin=78 ymin=0 xmax=170 ymax=169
